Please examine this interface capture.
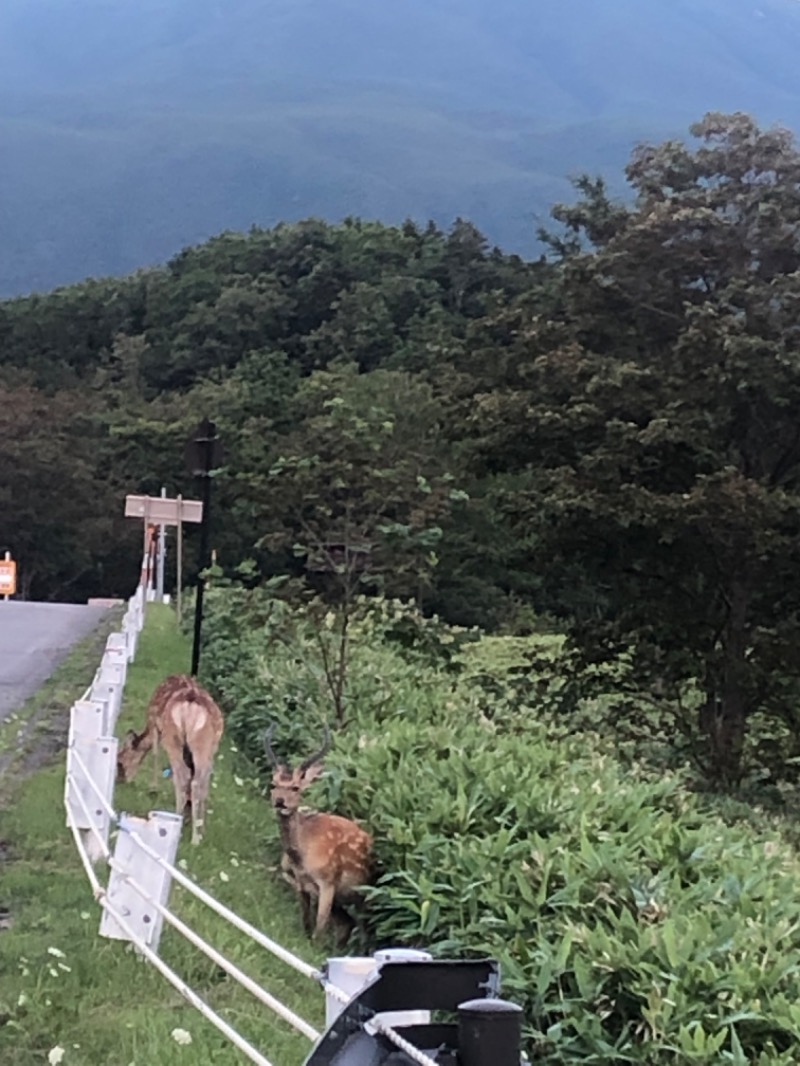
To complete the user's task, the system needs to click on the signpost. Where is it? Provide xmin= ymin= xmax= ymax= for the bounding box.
xmin=124 ymin=494 xmax=203 ymax=616
xmin=0 ymin=552 xmax=16 ymax=600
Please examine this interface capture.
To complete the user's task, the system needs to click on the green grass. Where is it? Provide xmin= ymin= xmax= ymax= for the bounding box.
xmin=0 ymin=604 xmax=327 ymax=1066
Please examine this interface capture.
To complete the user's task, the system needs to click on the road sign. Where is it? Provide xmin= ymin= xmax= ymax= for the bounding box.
xmin=124 ymin=495 xmax=203 ymax=526
xmin=0 ymin=559 xmax=16 ymax=597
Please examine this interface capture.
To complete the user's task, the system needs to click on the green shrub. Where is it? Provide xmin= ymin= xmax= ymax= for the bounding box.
xmin=200 ymin=587 xmax=800 ymax=1064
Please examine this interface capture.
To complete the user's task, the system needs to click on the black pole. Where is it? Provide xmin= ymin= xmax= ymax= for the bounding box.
xmin=457 ymin=998 xmax=523 ymax=1066
xmin=190 ymin=419 xmax=217 ymax=676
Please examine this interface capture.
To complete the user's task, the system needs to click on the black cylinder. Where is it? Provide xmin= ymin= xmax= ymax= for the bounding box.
xmin=457 ymin=997 xmax=523 ymax=1066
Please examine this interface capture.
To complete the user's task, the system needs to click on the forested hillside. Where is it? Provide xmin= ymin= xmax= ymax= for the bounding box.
xmin=2 ymin=112 xmax=800 ymax=788
xmin=4 ymin=0 xmax=800 ymax=294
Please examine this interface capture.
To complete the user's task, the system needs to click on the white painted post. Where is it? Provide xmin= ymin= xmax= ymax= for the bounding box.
xmin=106 ymin=632 xmax=128 ymax=653
xmin=91 ymin=676 xmax=123 ymax=734
xmin=69 ymin=699 xmax=109 ymax=742
xmin=100 ymin=811 xmax=184 ymax=950
xmin=134 ymin=583 xmax=146 ymax=629
xmin=324 ymin=948 xmax=434 ymax=1030
xmin=157 ymin=486 xmax=167 ymax=603
xmin=100 ymin=648 xmax=128 ymax=688
xmin=65 ymin=734 xmax=118 ymax=855
xmin=123 ymin=612 xmax=139 ymax=662
xmin=324 ymin=958 xmax=378 ymax=1027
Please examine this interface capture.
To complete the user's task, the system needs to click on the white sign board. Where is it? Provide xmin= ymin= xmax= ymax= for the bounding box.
xmin=124 ymin=495 xmax=203 ymax=526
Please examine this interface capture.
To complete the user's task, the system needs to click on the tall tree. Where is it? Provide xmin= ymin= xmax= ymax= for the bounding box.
xmin=469 ymin=113 xmax=800 ymax=783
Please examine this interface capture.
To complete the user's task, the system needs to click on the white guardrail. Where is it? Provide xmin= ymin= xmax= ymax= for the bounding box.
xmin=63 ymin=570 xmax=439 ymax=1066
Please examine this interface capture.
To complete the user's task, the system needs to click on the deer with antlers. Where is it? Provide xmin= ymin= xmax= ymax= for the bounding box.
xmin=117 ymin=674 xmax=224 ymax=845
xmin=265 ymin=724 xmax=373 ymax=943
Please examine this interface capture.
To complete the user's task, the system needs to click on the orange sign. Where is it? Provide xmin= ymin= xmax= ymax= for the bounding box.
xmin=0 ymin=559 xmax=16 ymax=596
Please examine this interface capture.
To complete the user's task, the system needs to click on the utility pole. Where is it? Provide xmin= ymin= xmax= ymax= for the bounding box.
xmin=185 ymin=418 xmax=222 ymax=677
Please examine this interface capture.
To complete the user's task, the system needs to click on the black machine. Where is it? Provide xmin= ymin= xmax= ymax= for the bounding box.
xmin=304 ymin=957 xmax=526 ymax=1066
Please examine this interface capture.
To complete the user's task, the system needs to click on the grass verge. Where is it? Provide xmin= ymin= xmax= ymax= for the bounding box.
xmin=0 ymin=604 xmax=327 ymax=1066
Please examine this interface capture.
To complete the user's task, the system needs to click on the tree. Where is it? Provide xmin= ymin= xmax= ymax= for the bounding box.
xmin=468 ymin=113 xmax=800 ymax=784
xmin=251 ymin=363 xmax=465 ymax=722
xmin=0 ymin=383 xmax=119 ymax=600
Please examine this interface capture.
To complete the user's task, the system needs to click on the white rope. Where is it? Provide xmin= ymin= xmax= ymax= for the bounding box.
xmin=323 ymin=980 xmax=440 ymax=1066
xmin=119 ymin=821 xmax=320 ymax=980
xmin=98 ymin=894 xmax=276 ymax=1066
xmin=65 ymin=806 xmax=106 ymax=899
xmin=65 ymin=793 xmax=285 ymax=1064
xmin=110 ymin=860 xmax=321 ymax=1042
xmin=65 ymin=772 xmax=112 ymax=860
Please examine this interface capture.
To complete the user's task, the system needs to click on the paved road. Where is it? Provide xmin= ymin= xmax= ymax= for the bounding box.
xmin=0 ymin=602 xmax=110 ymax=723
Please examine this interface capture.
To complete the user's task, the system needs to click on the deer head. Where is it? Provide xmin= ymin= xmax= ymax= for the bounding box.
xmin=116 ymin=728 xmax=151 ymax=782
xmin=264 ymin=724 xmax=332 ymax=816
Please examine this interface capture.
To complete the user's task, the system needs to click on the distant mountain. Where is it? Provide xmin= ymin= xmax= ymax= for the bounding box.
xmin=2 ymin=0 xmax=800 ymax=296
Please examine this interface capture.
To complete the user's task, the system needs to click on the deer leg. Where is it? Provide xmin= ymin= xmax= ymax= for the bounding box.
xmin=170 ymin=762 xmax=192 ymax=822
xmin=190 ymin=765 xmax=212 ymax=845
xmin=299 ymin=889 xmax=314 ymax=936
xmin=331 ymin=903 xmax=355 ymax=949
xmin=149 ymin=730 xmax=161 ymax=794
xmin=313 ymin=883 xmax=336 ymax=940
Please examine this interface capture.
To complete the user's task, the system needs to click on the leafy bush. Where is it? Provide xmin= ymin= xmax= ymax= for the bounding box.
xmin=200 ymin=588 xmax=800 ymax=1064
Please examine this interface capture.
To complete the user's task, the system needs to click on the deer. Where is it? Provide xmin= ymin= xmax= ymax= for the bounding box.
xmin=264 ymin=724 xmax=373 ymax=944
xmin=117 ymin=674 xmax=224 ymax=845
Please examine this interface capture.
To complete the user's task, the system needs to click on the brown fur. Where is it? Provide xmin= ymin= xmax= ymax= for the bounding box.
xmin=117 ymin=674 xmax=224 ymax=845
xmin=267 ymin=733 xmax=373 ymax=943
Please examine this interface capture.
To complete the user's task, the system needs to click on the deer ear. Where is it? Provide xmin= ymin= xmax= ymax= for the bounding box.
xmin=300 ymin=762 xmax=325 ymax=785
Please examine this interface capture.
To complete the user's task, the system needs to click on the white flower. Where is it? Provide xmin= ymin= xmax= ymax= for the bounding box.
xmin=48 ymin=1046 xmax=65 ymax=1065
xmin=17 ymin=992 xmax=27 ymax=1007
xmin=229 ymin=745 xmax=238 ymax=753
xmin=48 ymin=967 xmax=59 ymax=978
xmin=171 ymin=1028 xmax=192 ymax=1046
xmin=47 ymin=947 xmax=66 ymax=958
xmin=230 ymin=857 xmax=239 ymax=867
xmin=234 ymin=775 xmax=244 ymax=787
xmin=219 ymin=871 xmax=230 ymax=883
xmin=80 ymin=911 xmax=91 ymax=921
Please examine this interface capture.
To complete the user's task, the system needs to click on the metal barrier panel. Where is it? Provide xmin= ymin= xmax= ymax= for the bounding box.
xmin=100 ymin=810 xmax=183 ymax=950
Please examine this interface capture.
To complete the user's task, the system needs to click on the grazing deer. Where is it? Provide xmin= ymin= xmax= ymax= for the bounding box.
xmin=117 ymin=674 xmax=224 ymax=845
xmin=265 ymin=725 xmax=373 ymax=943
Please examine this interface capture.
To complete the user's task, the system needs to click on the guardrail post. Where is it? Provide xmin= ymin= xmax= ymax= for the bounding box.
xmin=100 ymin=810 xmax=183 ymax=951
xmin=123 ymin=610 xmax=139 ymax=662
xmin=65 ymin=733 xmax=118 ymax=861
xmin=105 ymin=632 xmax=130 ymax=678
xmin=101 ymin=645 xmax=128 ymax=688
xmin=91 ymin=667 xmax=124 ymax=734
xmin=457 ymin=998 xmax=524 ymax=1066
xmin=69 ymin=699 xmax=109 ymax=741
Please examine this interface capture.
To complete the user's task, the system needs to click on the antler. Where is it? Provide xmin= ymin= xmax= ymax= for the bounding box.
xmin=264 ymin=723 xmax=283 ymax=769
xmin=298 ymin=724 xmax=332 ymax=772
